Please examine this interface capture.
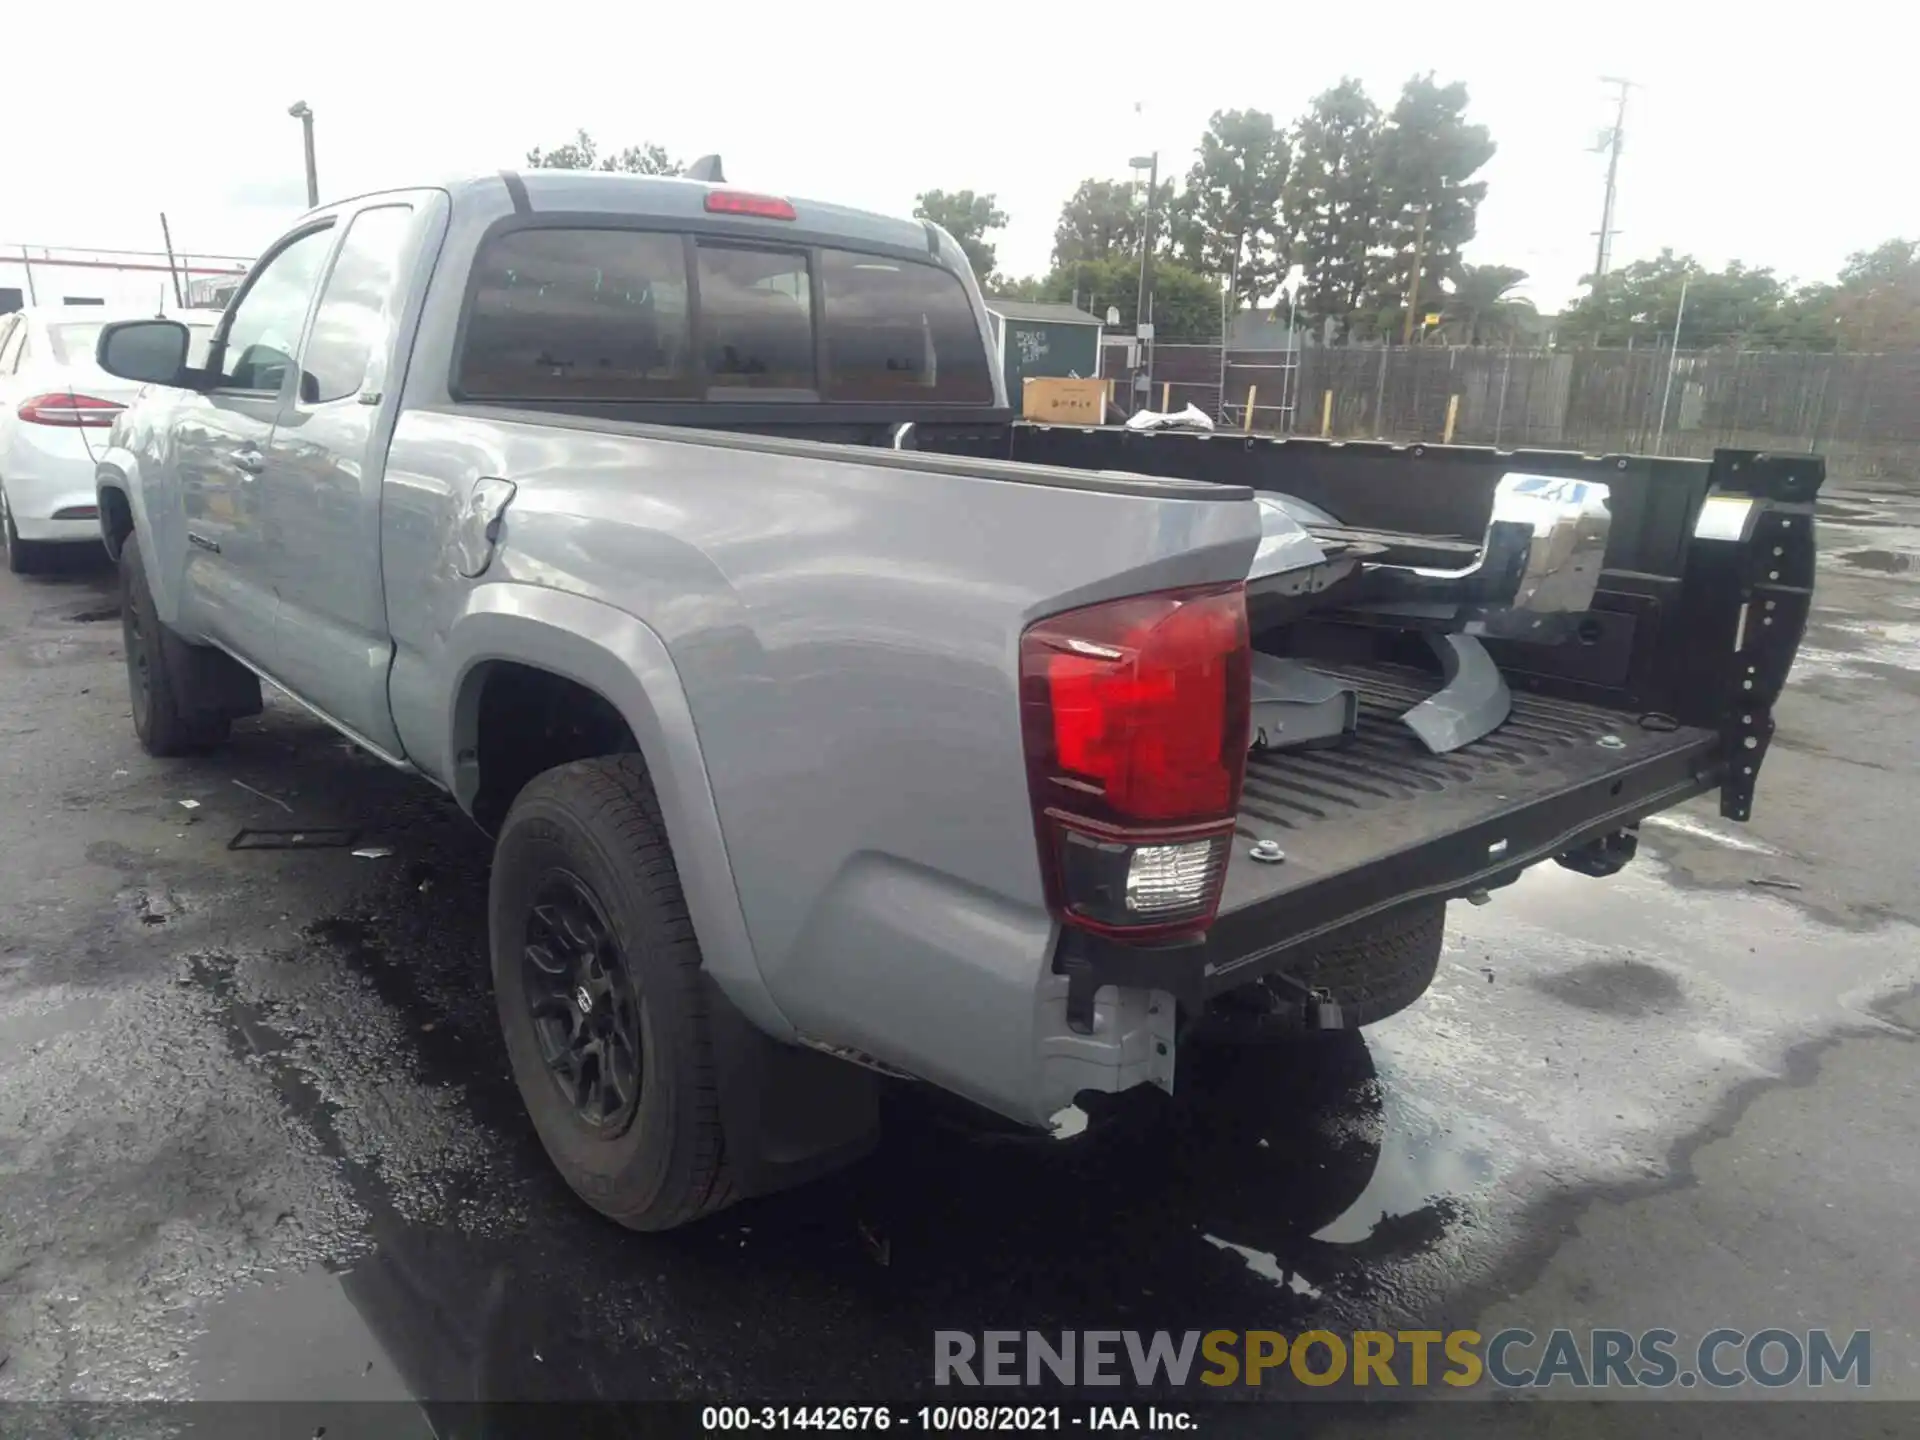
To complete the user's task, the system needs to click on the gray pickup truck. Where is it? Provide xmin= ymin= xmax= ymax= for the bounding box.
xmin=91 ymin=169 xmax=1819 ymax=1231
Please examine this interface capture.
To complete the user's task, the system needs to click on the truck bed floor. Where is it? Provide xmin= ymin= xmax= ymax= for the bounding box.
xmin=1217 ymin=659 xmax=1719 ymax=923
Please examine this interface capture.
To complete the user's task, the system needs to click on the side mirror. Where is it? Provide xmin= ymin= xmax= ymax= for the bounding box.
xmin=97 ymin=319 xmax=193 ymax=387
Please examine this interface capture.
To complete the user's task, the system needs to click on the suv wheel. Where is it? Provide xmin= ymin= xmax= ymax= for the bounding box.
xmin=2 ymin=486 xmax=50 ymax=575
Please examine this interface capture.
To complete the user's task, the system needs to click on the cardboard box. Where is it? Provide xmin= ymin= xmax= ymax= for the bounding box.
xmin=1021 ymin=376 xmax=1107 ymax=425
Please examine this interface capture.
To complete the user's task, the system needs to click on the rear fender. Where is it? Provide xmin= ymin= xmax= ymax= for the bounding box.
xmin=442 ymin=584 xmax=793 ymax=1042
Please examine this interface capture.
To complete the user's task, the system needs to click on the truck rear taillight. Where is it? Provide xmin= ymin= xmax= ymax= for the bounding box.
xmin=17 ymin=393 xmax=123 ymax=428
xmin=1020 ymin=583 xmax=1251 ymax=940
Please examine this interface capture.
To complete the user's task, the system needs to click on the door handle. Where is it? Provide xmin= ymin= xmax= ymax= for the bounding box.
xmin=231 ymin=449 xmax=265 ymax=476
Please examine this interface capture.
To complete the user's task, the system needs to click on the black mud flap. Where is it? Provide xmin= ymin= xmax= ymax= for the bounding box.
xmin=701 ymin=976 xmax=881 ymax=1200
xmin=1670 ymin=450 xmax=1821 ymax=822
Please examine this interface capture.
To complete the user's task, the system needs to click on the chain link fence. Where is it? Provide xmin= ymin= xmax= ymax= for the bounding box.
xmin=1112 ymin=343 xmax=1920 ymax=487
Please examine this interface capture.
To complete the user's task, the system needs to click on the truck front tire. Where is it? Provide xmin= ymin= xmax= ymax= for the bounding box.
xmin=120 ymin=533 xmax=244 ymax=756
xmin=489 ymin=755 xmax=738 ymax=1231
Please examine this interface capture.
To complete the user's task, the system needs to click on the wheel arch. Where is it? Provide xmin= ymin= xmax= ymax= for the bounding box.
xmin=441 ymin=587 xmax=793 ymax=1041
xmin=96 ymin=475 xmax=135 ymax=561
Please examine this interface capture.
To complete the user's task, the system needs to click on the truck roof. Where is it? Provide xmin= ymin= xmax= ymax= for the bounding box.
xmin=316 ymin=170 xmax=948 ymax=270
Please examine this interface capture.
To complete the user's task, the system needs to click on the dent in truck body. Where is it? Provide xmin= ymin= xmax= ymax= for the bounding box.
xmin=97 ymin=398 xmax=193 ymax=626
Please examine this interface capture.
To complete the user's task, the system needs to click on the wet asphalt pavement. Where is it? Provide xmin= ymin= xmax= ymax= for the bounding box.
xmin=1 ymin=490 xmax=1917 ymax=1428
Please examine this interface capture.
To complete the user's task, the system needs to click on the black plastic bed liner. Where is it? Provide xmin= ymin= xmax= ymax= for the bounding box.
xmin=1227 ymin=659 xmax=1713 ymax=902
xmin=1059 ymin=658 xmax=1723 ymax=1010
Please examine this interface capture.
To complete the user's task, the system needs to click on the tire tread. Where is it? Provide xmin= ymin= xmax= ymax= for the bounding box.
xmin=504 ymin=755 xmax=737 ymax=1229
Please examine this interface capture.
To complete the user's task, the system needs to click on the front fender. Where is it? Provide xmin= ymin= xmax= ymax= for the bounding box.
xmin=440 ymin=583 xmax=794 ymax=1042
xmin=96 ymin=442 xmax=193 ymax=630
xmin=94 ymin=445 xmax=148 ymax=561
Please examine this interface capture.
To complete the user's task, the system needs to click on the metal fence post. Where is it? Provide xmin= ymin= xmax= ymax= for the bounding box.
xmin=1373 ymin=346 xmax=1389 ymax=437
xmin=1493 ymin=341 xmax=1513 ymax=448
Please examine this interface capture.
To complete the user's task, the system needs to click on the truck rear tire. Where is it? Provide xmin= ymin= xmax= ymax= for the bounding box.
xmin=489 ymin=755 xmax=738 ymax=1232
xmin=1192 ymin=901 xmax=1446 ymax=1042
xmin=120 ymin=532 xmax=236 ymax=756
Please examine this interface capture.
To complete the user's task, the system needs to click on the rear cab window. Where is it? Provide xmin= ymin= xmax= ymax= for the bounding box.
xmin=455 ymin=226 xmax=993 ymax=406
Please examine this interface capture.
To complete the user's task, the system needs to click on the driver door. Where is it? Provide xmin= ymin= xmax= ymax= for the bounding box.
xmin=172 ymin=223 xmax=335 ymax=663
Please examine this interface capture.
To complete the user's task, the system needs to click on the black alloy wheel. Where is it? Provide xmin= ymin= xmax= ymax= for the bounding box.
xmin=522 ymin=870 xmax=646 ymax=1132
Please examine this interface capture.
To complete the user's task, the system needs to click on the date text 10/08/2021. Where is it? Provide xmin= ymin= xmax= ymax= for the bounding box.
xmin=701 ymin=1408 xmax=1191 ymax=1432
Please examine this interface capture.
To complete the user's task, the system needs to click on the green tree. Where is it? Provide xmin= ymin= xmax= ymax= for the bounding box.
xmin=1559 ymin=250 xmax=1792 ymax=348
xmin=1053 ymin=179 xmax=1139 ymax=267
xmin=1043 ymin=256 xmax=1221 ymax=342
xmin=525 ymin=129 xmax=682 ymax=175
xmin=1748 ymin=282 xmax=1842 ymax=352
xmin=914 ymin=189 xmax=1008 ymax=283
xmin=1182 ymin=109 xmax=1290 ymax=308
xmin=1831 ymin=238 xmax=1920 ymax=350
xmin=1369 ymin=75 xmax=1496 ymax=337
xmin=988 ymin=275 xmax=1047 ymax=302
xmin=1442 ymin=264 xmax=1536 ymax=345
xmin=1050 ymin=177 xmax=1184 ymax=268
xmin=1287 ymin=78 xmax=1382 ymax=335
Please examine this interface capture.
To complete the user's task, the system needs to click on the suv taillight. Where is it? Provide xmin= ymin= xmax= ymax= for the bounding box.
xmin=1020 ymin=583 xmax=1251 ymax=940
xmin=17 ymin=393 xmax=124 ymax=428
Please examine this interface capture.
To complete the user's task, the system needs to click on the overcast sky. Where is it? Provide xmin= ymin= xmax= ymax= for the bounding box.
xmin=2 ymin=1 xmax=1907 ymax=311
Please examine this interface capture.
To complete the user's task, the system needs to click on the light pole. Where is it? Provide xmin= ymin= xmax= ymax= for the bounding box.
xmin=1654 ymin=268 xmax=1692 ymax=454
xmin=1130 ymin=152 xmax=1158 ymax=409
xmin=288 ymin=101 xmax=318 ymax=208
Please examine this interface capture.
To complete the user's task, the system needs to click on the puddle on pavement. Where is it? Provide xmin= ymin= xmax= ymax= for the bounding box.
xmin=1790 ymin=619 xmax=1920 ymax=684
xmin=1839 ymin=548 xmax=1916 ymax=575
xmin=176 ymin=912 xmax=1494 ymax=1401
xmin=1817 ymin=500 xmax=1892 ymax=527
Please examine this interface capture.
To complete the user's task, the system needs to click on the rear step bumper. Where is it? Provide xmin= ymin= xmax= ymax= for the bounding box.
xmin=1056 ymin=663 xmax=1723 ymax=1019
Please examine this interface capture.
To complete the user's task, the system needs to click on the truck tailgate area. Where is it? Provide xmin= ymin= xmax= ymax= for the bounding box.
xmin=1193 ymin=659 xmax=1722 ymax=991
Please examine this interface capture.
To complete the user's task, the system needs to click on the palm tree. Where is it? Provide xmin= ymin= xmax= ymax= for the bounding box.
xmin=1442 ymin=265 xmax=1537 ymax=345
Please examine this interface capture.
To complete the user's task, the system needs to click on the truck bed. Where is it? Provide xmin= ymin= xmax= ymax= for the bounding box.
xmin=1208 ymin=660 xmax=1719 ymax=987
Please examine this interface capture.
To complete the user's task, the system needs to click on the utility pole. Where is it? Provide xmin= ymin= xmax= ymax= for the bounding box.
xmin=1591 ymin=78 xmax=1633 ymax=291
xmin=158 ymin=214 xmax=185 ymax=308
xmin=1130 ymin=150 xmax=1159 ymax=407
xmin=1400 ymin=204 xmax=1429 ymax=345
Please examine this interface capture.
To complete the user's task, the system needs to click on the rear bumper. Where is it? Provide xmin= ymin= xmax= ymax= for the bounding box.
xmin=3 ymin=424 xmax=101 ymax=539
xmin=10 ymin=512 xmax=101 ymax=543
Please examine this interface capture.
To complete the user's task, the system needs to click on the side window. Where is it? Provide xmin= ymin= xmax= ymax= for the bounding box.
xmin=458 ymin=229 xmax=693 ymax=401
xmin=216 ymin=226 xmax=335 ymax=392
xmin=300 ymin=205 xmax=414 ymax=404
xmin=0 ymin=318 xmax=22 ymax=373
xmin=696 ymin=245 xmax=814 ymax=391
